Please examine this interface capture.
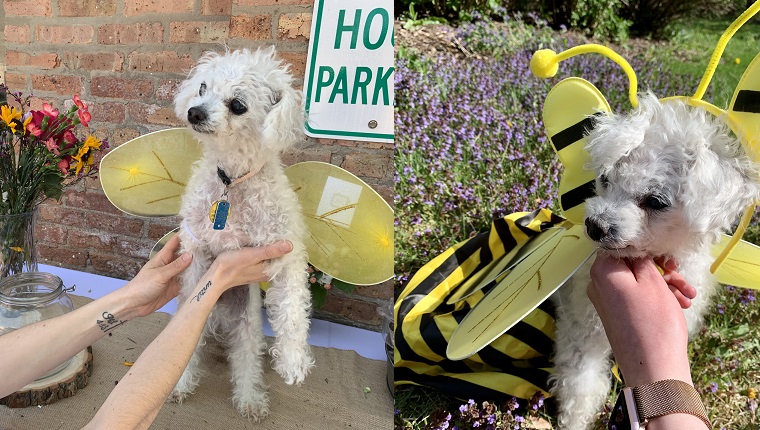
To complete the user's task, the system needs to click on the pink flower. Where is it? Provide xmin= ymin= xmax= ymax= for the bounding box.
xmin=57 ymin=158 xmax=70 ymax=174
xmin=44 ymin=138 xmax=60 ymax=156
xmin=78 ymin=110 xmax=91 ymax=127
xmin=26 ymin=121 xmax=42 ymax=137
xmin=73 ymin=95 xmax=90 ymax=127
xmin=63 ymin=129 xmax=77 ymax=145
xmin=73 ymin=95 xmax=85 ymax=110
xmin=41 ymin=103 xmax=59 ymax=119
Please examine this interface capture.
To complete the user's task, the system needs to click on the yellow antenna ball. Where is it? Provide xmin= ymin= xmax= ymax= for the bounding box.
xmin=530 ymin=49 xmax=559 ymax=78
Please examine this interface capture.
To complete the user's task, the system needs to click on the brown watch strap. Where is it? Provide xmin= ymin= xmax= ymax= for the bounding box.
xmin=632 ymin=379 xmax=711 ymax=428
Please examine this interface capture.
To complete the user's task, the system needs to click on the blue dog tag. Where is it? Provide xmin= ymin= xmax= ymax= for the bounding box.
xmin=210 ymin=200 xmax=230 ymax=230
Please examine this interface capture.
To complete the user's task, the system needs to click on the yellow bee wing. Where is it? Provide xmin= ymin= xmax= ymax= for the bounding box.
xmin=284 ymin=161 xmax=393 ymax=286
xmin=712 ymin=235 xmax=760 ymax=290
xmin=728 ymin=52 xmax=760 ymax=161
xmin=446 ymin=226 xmax=565 ymax=305
xmin=447 ymin=223 xmax=597 ymax=361
xmin=543 ymin=78 xmax=611 ymax=224
xmin=100 ymin=128 xmax=202 ymax=217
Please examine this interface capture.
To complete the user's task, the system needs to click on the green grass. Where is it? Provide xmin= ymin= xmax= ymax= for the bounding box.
xmin=628 ymin=18 xmax=760 ymax=109
xmin=395 ymin=14 xmax=760 ymax=430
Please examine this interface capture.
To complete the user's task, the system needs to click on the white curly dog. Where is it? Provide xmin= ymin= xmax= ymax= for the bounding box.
xmin=166 ymin=47 xmax=314 ymax=420
xmin=550 ymin=94 xmax=760 ymax=429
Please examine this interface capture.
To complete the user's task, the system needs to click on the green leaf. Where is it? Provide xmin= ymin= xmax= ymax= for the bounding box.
xmin=332 ymin=278 xmax=357 ymax=294
xmin=41 ymin=170 xmax=64 ymax=202
xmin=734 ymin=323 xmax=750 ymax=337
xmin=311 ymin=283 xmax=328 ymax=310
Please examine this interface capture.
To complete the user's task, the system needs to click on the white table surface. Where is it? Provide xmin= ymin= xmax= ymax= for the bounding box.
xmin=40 ymin=264 xmax=387 ymax=361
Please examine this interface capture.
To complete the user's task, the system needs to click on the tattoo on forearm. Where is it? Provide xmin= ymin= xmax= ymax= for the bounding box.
xmin=193 ymin=281 xmax=212 ymax=302
xmin=97 ymin=311 xmax=126 ymax=333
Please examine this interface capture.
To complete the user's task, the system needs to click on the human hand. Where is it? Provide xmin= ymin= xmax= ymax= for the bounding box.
xmin=588 ymin=255 xmax=693 ymax=387
xmin=117 ymin=234 xmax=193 ymax=319
xmin=208 ymin=240 xmax=294 ymax=292
xmin=654 ymin=257 xmax=697 ymax=309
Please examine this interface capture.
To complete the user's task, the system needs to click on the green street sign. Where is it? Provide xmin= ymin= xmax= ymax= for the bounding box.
xmin=304 ymin=0 xmax=394 ymax=143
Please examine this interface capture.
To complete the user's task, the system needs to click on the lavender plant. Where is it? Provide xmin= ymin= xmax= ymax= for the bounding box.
xmin=395 ymin=19 xmax=696 ymax=284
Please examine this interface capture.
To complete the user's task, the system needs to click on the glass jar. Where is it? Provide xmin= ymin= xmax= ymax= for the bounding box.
xmin=0 ymin=272 xmax=74 ymax=380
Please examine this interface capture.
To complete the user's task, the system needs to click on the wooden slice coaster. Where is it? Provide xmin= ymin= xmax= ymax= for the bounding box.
xmin=0 ymin=346 xmax=93 ymax=408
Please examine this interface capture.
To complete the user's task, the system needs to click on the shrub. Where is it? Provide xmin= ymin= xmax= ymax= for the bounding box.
xmin=396 ymin=0 xmax=501 ymax=21
xmin=569 ymin=0 xmax=631 ymax=42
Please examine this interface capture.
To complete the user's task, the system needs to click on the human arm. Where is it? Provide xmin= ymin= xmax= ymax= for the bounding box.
xmin=83 ymin=240 xmax=293 ymax=430
xmin=0 ymin=234 xmax=193 ymax=398
xmin=588 ymin=255 xmax=708 ymax=430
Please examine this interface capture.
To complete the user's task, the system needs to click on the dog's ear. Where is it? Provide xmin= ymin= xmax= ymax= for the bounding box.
xmin=684 ymin=134 xmax=760 ymax=236
xmin=262 ymin=85 xmax=304 ymax=150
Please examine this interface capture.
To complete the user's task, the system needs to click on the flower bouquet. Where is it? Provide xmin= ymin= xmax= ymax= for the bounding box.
xmin=0 ymin=84 xmax=108 ymax=277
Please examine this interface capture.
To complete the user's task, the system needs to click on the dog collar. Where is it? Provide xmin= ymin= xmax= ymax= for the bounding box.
xmin=211 ymin=163 xmax=264 ymax=230
xmin=217 ymin=167 xmax=258 ymax=188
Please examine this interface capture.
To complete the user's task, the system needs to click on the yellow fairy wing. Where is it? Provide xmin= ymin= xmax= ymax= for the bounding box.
xmin=149 ymin=228 xmax=179 ymax=259
xmin=712 ymin=235 xmax=760 ymax=290
xmin=284 ymin=161 xmax=393 ymax=286
xmin=445 ymin=227 xmax=565 ymax=305
xmin=100 ymin=128 xmax=201 ymax=217
xmin=447 ymin=223 xmax=596 ymax=360
xmin=728 ymin=51 xmax=760 ymax=161
xmin=543 ymin=78 xmax=611 ymax=224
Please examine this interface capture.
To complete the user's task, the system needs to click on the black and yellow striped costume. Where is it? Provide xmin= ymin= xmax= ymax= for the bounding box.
xmin=394 ymin=209 xmax=564 ymax=401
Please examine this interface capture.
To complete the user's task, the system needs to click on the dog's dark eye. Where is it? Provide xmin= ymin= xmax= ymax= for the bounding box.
xmin=641 ymin=195 xmax=669 ymax=210
xmin=199 ymin=83 xmax=206 ymax=96
xmin=229 ymin=99 xmax=247 ymax=115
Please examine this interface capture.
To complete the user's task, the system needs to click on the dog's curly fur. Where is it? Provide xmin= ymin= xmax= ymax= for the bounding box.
xmin=549 ymin=93 xmax=760 ymax=429
xmin=166 ymin=47 xmax=314 ymax=420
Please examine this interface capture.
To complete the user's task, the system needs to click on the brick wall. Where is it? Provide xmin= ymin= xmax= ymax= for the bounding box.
xmin=0 ymin=0 xmax=393 ymax=331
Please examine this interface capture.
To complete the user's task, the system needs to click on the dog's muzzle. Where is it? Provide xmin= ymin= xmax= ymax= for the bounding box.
xmin=187 ymin=107 xmax=214 ymax=133
xmin=585 ymin=217 xmax=613 ymax=242
xmin=187 ymin=107 xmax=208 ymax=125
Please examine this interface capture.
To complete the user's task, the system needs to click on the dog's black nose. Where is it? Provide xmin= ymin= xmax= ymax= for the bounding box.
xmin=585 ymin=218 xmax=608 ymax=242
xmin=187 ymin=107 xmax=207 ymax=125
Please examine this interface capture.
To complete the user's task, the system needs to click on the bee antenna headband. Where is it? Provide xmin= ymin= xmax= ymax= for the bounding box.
xmin=694 ymin=1 xmax=760 ymax=101
xmin=530 ymin=44 xmax=639 ymax=108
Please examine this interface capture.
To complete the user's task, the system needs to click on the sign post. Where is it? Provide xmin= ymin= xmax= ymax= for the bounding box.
xmin=303 ymin=0 xmax=394 ymax=143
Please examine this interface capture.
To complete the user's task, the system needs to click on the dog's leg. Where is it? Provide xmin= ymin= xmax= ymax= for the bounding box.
xmin=264 ymin=250 xmax=314 ymax=385
xmin=550 ymin=267 xmax=612 ymax=430
xmin=167 ymin=248 xmax=212 ymax=403
xmin=226 ymin=285 xmax=269 ymax=420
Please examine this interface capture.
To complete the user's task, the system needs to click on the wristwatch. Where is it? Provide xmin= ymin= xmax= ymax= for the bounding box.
xmin=608 ymin=379 xmax=710 ymax=429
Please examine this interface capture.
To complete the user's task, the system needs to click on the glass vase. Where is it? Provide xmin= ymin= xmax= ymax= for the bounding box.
xmin=0 ymin=272 xmax=74 ymax=380
xmin=0 ymin=211 xmax=37 ymax=279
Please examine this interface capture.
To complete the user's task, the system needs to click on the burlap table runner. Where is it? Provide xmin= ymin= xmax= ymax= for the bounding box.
xmin=0 ymin=295 xmax=392 ymax=429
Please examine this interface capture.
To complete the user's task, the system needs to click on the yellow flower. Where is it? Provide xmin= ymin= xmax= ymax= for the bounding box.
xmin=749 ymin=387 xmax=757 ymax=399
xmin=0 ymin=105 xmax=22 ymax=132
xmin=736 ymin=57 xmax=741 ymax=65
xmin=72 ymin=135 xmax=102 ymax=175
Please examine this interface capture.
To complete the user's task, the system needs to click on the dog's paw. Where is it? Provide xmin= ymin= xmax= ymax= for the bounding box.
xmin=270 ymin=347 xmax=315 ymax=385
xmin=234 ymin=396 xmax=270 ymax=421
xmin=166 ymin=388 xmax=190 ymax=404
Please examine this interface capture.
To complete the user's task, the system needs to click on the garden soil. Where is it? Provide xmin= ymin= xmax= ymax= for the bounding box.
xmin=0 ymin=295 xmax=392 ymax=430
